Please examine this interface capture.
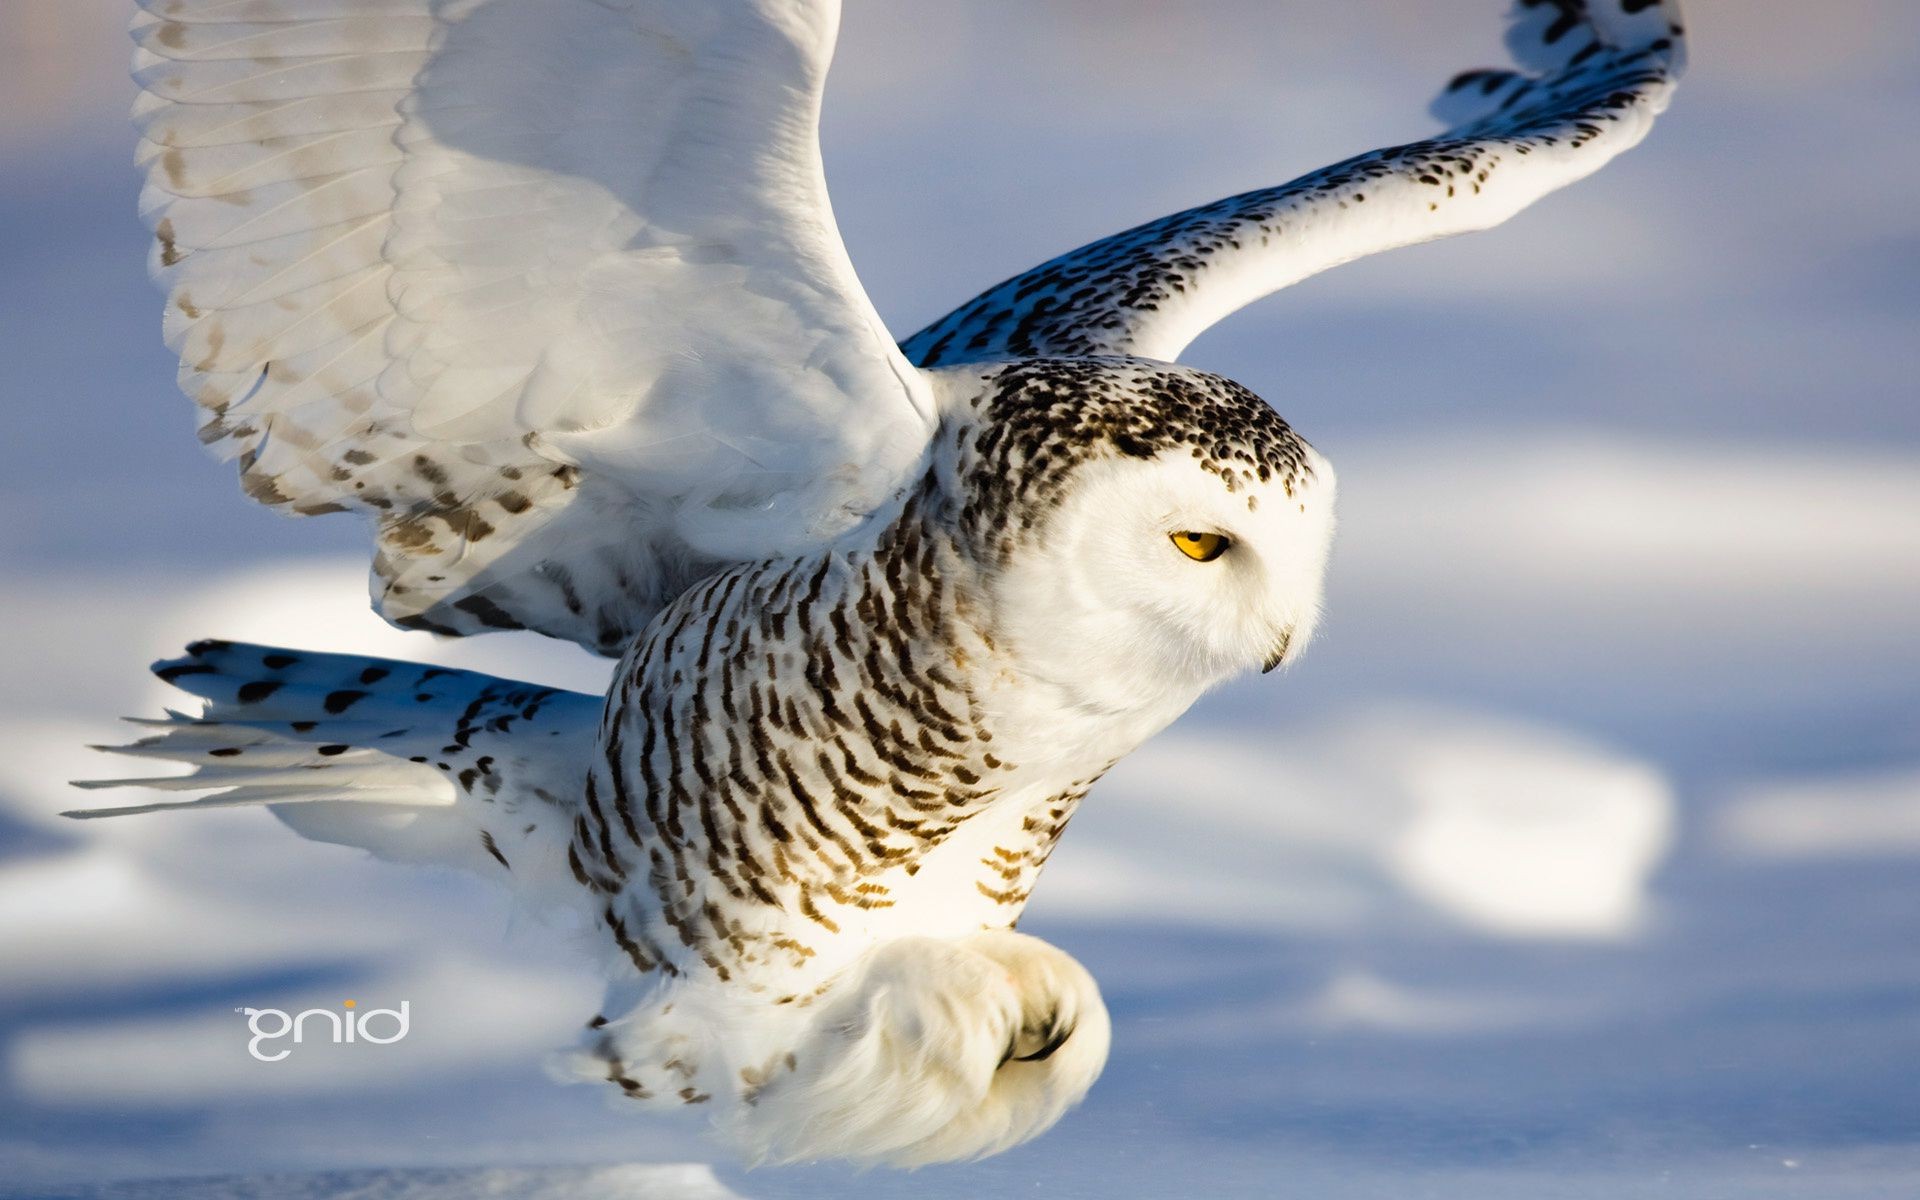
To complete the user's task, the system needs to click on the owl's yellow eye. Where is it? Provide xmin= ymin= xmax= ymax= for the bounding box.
xmin=1170 ymin=531 xmax=1230 ymax=562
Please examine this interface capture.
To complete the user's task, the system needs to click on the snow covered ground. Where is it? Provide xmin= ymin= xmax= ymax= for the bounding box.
xmin=3 ymin=2 xmax=1918 ymax=1196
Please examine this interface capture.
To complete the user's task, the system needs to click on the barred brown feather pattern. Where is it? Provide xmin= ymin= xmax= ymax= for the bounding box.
xmin=585 ymin=475 xmax=1039 ymax=987
xmin=571 ymin=357 xmax=1322 ymax=993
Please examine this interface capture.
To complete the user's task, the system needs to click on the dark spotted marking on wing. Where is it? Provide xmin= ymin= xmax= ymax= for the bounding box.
xmin=236 ymin=680 xmax=282 ymax=705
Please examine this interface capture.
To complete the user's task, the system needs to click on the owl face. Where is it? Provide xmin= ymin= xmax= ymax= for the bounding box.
xmin=987 ymin=441 xmax=1335 ymax=717
xmin=945 ymin=360 xmax=1336 ymax=719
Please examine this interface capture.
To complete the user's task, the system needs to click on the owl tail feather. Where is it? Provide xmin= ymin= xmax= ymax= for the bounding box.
xmin=68 ymin=640 xmax=603 ymax=905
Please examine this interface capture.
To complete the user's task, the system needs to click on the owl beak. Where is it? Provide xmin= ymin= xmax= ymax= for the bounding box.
xmin=1261 ymin=631 xmax=1292 ymax=674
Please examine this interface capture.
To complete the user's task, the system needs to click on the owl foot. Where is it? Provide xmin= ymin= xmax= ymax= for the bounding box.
xmin=729 ymin=931 xmax=1110 ymax=1167
xmin=970 ymin=930 xmax=1098 ymax=1069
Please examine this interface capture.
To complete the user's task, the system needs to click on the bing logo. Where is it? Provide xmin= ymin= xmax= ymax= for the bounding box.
xmin=238 ymin=999 xmax=411 ymax=1062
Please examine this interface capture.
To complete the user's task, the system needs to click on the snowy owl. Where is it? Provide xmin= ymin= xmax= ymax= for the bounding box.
xmin=75 ymin=0 xmax=1686 ymax=1167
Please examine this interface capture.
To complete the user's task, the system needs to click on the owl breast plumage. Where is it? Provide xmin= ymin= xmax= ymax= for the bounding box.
xmin=80 ymin=0 xmax=1687 ymax=1167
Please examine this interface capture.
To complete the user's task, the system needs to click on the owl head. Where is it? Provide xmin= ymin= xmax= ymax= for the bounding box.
xmin=933 ymin=358 xmax=1336 ymax=717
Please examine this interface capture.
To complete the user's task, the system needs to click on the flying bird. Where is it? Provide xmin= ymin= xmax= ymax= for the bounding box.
xmin=76 ymin=0 xmax=1686 ymax=1167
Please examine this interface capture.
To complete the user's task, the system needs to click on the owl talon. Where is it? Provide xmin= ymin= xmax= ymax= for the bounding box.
xmin=1013 ymin=1013 xmax=1074 ymax=1063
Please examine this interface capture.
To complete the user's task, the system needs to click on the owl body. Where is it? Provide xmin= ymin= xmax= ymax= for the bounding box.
xmin=565 ymin=361 xmax=1326 ymax=1159
xmin=85 ymin=357 xmax=1332 ymax=1162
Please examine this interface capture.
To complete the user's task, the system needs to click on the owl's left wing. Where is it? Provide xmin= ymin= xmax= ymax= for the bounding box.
xmin=905 ymin=0 xmax=1685 ymax=368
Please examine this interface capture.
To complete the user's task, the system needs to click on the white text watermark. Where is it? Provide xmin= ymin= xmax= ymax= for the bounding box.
xmin=237 ymin=1000 xmax=411 ymax=1062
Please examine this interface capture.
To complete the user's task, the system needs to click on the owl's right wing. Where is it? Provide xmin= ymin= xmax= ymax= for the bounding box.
xmin=904 ymin=0 xmax=1685 ymax=368
xmin=136 ymin=0 xmax=934 ymax=656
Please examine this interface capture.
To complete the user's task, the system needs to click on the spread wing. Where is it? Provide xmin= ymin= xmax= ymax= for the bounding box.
xmin=904 ymin=0 xmax=1686 ymax=368
xmin=136 ymin=0 xmax=934 ymax=655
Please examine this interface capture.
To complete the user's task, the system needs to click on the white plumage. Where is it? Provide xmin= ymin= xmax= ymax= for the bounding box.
xmin=137 ymin=0 xmax=934 ymax=652
xmin=80 ymin=0 xmax=1686 ymax=1167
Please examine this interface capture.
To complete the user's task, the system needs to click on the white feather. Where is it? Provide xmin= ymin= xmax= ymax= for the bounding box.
xmin=137 ymin=0 xmax=936 ymax=652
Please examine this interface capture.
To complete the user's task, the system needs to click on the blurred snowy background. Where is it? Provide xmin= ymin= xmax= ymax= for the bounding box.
xmin=2 ymin=1 xmax=1917 ymax=1197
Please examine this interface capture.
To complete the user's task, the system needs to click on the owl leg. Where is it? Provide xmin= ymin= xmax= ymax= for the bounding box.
xmin=903 ymin=930 xmax=1112 ymax=1167
xmin=731 ymin=932 xmax=1109 ymax=1167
